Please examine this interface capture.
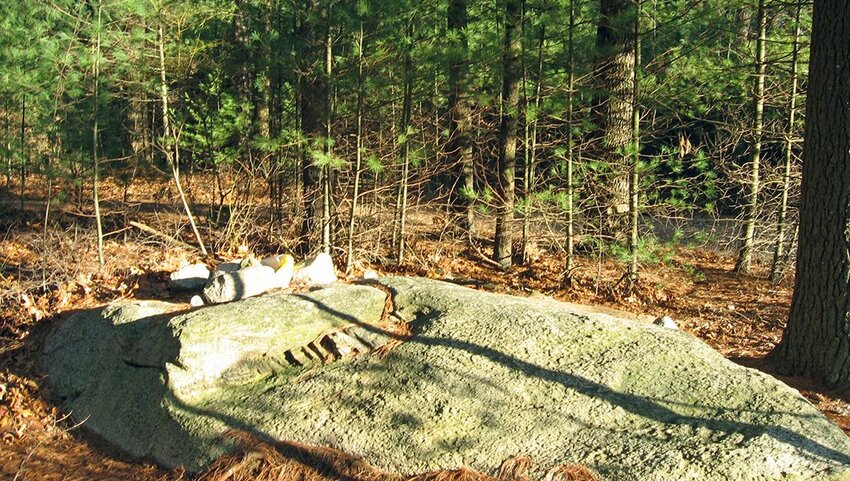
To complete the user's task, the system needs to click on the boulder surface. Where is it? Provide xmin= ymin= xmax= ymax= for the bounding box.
xmin=43 ymin=277 xmax=850 ymax=480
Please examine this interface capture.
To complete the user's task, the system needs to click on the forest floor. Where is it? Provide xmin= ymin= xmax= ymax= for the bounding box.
xmin=1 ymin=195 xmax=848 ymax=480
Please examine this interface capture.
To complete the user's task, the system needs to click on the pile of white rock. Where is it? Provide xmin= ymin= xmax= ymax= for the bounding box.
xmin=169 ymin=252 xmax=338 ymax=306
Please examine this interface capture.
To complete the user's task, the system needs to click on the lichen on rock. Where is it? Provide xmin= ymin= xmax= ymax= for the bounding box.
xmin=42 ymin=277 xmax=850 ymax=480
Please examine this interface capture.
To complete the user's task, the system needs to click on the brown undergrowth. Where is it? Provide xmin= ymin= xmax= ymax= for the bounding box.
xmin=0 ymin=204 xmax=847 ymax=480
xmin=197 ymin=432 xmax=598 ymax=481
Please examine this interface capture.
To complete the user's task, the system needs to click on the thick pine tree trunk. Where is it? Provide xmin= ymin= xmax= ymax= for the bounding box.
xmin=772 ymin=0 xmax=850 ymax=388
xmin=493 ymin=0 xmax=522 ymax=269
xmin=593 ymin=0 xmax=636 ymax=239
xmin=447 ymin=0 xmax=475 ymax=238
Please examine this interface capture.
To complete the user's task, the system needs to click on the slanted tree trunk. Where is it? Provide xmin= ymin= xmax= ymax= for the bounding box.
xmin=593 ymin=0 xmax=636 ymax=239
xmin=447 ymin=0 xmax=475 ymax=238
xmin=772 ymin=0 xmax=850 ymax=388
xmin=157 ymin=18 xmax=207 ymax=256
xmin=770 ymin=2 xmax=802 ymax=283
xmin=493 ymin=0 xmax=522 ymax=269
xmin=735 ymin=0 xmax=767 ymax=274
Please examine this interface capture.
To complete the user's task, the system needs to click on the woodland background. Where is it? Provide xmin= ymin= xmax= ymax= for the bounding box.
xmin=0 ymin=0 xmax=808 ymax=278
xmin=1 ymin=1 xmax=835 ymax=479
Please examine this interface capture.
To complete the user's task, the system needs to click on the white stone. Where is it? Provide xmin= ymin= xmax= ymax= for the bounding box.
xmin=203 ymin=265 xmax=280 ymax=304
xmin=653 ymin=315 xmax=679 ymax=330
xmin=169 ymin=263 xmax=210 ymax=291
xmin=190 ymin=295 xmax=204 ymax=307
xmin=361 ymin=269 xmax=379 ymax=280
xmin=293 ymin=252 xmax=337 ymax=286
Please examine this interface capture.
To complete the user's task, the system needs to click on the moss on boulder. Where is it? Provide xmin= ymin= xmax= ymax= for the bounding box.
xmin=43 ymin=278 xmax=850 ymax=480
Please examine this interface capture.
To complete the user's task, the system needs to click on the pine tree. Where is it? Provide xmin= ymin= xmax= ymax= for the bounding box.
xmin=493 ymin=0 xmax=522 ymax=269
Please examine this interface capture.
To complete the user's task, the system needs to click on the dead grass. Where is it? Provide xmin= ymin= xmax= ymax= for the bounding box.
xmin=197 ymin=431 xmax=400 ymax=481
xmin=197 ymin=433 xmax=599 ymax=481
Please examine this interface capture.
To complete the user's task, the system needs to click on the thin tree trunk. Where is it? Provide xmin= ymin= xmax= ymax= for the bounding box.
xmin=447 ymin=0 xmax=475 ymax=239
xmin=297 ymin=0 xmax=325 ymax=256
xmin=522 ymin=11 xmax=530 ymax=264
xmin=4 ymin=106 xmax=10 ymax=188
xmin=771 ymin=2 xmax=802 ymax=283
xmin=494 ymin=0 xmax=522 ymax=269
xmin=93 ymin=3 xmax=105 ymax=266
xmin=627 ymin=0 xmax=642 ymax=284
xmin=522 ymin=24 xmax=545 ymax=265
xmin=396 ymin=21 xmax=414 ymax=265
xmin=158 ymin=19 xmax=207 ymax=256
xmin=321 ymin=5 xmax=333 ymax=254
xmin=736 ymin=0 xmax=767 ymax=273
xmin=433 ymin=76 xmax=439 ymax=166
xmin=19 ymin=95 xmax=26 ymax=212
xmin=346 ymin=21 xmax=365 ymax=274
xmin=564 ymin=0 xmax=576 ymax=286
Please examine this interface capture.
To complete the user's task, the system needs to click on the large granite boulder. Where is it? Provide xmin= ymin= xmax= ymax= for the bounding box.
xmin=42 ymin=277 xmax=850 ymax=480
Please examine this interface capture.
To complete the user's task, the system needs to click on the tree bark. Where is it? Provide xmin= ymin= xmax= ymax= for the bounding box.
xmin=772 ymin=0 xmax=850 ymax=388
xmin=493 ymin=0 xmax=522 ymax=269
xmin=593 ymin=0 xmax=636 ymax=239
